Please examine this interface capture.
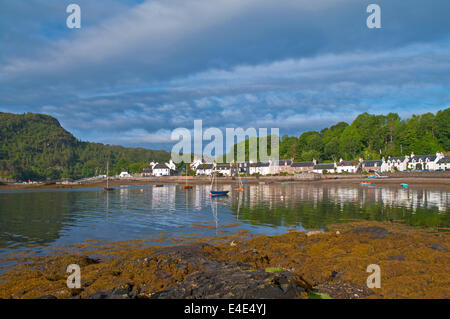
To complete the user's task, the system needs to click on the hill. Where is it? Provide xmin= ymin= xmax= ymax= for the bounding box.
xmin=228 ymin=108 xmax=449 ymax=162
xmin=0 ymin=112 xmax=170 ymax=181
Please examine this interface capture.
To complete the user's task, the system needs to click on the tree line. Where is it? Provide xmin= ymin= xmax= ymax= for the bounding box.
xmin=230 ymin=108 xmax=449 ymax=163
xmin=1 ymin=109 xmax=448 ymax=181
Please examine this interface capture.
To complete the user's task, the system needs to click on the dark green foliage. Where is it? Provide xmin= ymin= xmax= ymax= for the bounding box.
xmin=0 ymin=112 xmax=170 ymax=181
xmin=433 ymin=108 xmax=450 ymax=150
xmin=276 ymin=109 xmax=448 ymax=162
xmin=228 ymin=109 xmax=448 ymax=163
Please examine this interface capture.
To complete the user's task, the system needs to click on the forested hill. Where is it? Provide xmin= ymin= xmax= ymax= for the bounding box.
xmin=0 ymin=112 xmax=170 ymax=181
xmin=277 ymin=108 xmax=449 ymax=162
xmin=229 ymin=108 xmax=449 ymax=163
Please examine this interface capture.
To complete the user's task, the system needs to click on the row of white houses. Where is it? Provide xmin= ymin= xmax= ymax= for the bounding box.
xmin=192 ymin=158 xmax=367 ymax=175
xmin=191 ymin=152 xmax=449 ymax=176
xmin=380 ymin=152 xmax=449 ymax=172
xmin=140 ymin=152 xmax=449 ymax=177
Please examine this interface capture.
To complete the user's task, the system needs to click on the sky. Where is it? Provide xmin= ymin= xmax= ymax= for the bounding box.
xmin=0 ymin=0 xmax=449 ymax=152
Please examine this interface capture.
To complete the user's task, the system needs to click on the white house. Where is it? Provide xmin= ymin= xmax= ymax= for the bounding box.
xmin=216 ymin=164 xmax=231 ymax=176
xmin=381 ymin=156 xmax=409 ymax=172
xmin=408 ymin=153 xmax=433 ymax=170
xmin=436 ymin=156 xmax=450 ymax=170
xmin=190 ymin=159 xmax=203 ymax=170
xmin=361 ymin=160 xmax=383 ymax=173
xmin=335 ymin=159 xmax=359 ymax=173
xmin=408 ymin=152 xmax=445 ymax=171
xmin=119 ymin=171 xmax=132 ymax=178
xmin=151 ymin=160 xmax=177 ymax=176
xmin=196 ymin=163 xmax=214 ymax=176
xmin=152 ymin=164 xmax=171 ymax=176
xmin=250 ymin=162 xmax=271 ymax=175
xmin=313 ymin=163 xmax=336 ymax=174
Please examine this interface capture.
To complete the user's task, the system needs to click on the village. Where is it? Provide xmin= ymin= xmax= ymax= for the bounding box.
xmin=123 ymin=151 xmax=450 ymax=178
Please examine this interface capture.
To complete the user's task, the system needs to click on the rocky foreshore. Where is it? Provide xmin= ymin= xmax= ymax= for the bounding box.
xmin=0 ymin=221 xmax=449 ymax=299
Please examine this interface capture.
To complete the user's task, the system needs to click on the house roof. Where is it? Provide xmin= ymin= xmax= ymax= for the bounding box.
xmin=153 ymin=163 xmax=168 ymax=169
xmin=363 ymin=160 xmax=382 ymax=166
xmin=275 ymin=160 xmax=292 ymax=165
xmin=437 ymin=156 xmax=450 ymax=164
xmin=142 ymin=168 xmax=152 ymax=173
xmin=292 ymin=161 xmax=314 ymax=167
xmin=216 ymin=164 xmax=230 ymax=169
xmin=411 ymin=155 xmax=437 ymax=162
xmin=314 ymin=163 xmax=335 ymax=170
xmin=389 ymin=156 xmax=406 ymax=162
xmin=197 ymin=164 xmax=214 ymax=169
xmin=338 ymin=161 xmax=356 ymax=166
xmin=253 ymin=162 xmax=270 ymax=167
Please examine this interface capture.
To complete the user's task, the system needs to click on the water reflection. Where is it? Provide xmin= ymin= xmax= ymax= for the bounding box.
xmin=228 ymin=184 xmax=448 ymax=229
xmin=0 ymin=184 xmax=448 ymax=258
xmin=234 ymin=184 xmax=448 ymax=213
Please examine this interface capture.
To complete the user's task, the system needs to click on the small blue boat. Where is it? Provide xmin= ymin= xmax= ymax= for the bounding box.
xmin=210 ymin=190 xmax=229 ymax=196
xmin=401 ymin=183 xmax=409 ymax=188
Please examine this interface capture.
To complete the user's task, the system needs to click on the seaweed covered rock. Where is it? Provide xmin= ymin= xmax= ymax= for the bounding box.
xmin=151 ymin=264 xmax=307 ymax=299
xmin=86 ymin=283 xmax=136 ymax=299
xmin=353 ymin=226 xmax=391 ymax=239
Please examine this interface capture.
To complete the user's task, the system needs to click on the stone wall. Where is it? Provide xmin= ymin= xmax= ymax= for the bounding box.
xmin=388 ymin=171 xmax=450 ymax=178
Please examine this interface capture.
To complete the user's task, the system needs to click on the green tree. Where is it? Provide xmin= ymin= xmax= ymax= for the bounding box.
xmin=339 ymin=126 xmax=363 ymax=159
xmin=433 ymin=108 xmax=450 ymax=150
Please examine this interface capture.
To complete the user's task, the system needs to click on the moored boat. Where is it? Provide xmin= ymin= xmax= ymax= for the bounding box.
xmin=103 ymin=162 xmax=114 ymax=191
xmin=210 ymin=166 xmax=229 ymax=196
xmin=360 ymin=182 xmax=375 ymax=186
xmin=210 ymin=190 xmax=229 ymax=196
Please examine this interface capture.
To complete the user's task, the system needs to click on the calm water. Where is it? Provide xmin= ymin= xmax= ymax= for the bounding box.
xmin=0 ymin=184 xmax=448 ymax=260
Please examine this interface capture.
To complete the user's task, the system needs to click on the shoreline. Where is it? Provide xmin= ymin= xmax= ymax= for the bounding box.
xmin=0 ymin=221 xmax=448 ymax=299
xmin=1 ymin=174 xmax=449 ymax=190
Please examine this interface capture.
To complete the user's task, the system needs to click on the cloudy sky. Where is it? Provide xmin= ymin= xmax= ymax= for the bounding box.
xmin=1 ymin=0 xmax=449 ymax=151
